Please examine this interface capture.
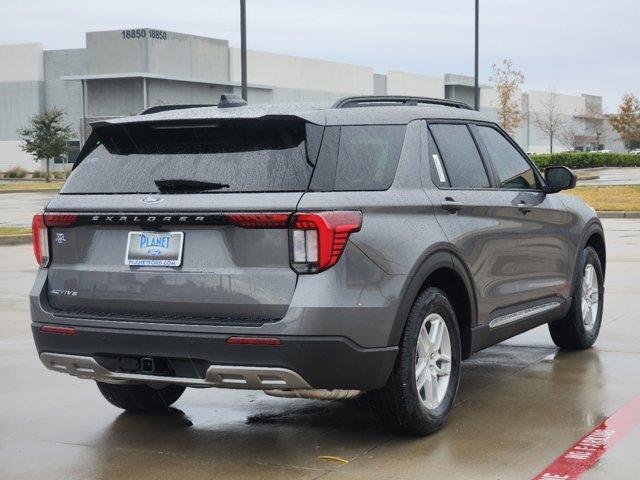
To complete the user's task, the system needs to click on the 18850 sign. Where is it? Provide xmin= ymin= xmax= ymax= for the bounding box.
xmin=121 ymin=29 xmax=167 ymax=40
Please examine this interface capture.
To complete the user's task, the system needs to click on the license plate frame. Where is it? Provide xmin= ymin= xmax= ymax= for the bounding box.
xmin=125 ymin=231 xmax=184 ymax=267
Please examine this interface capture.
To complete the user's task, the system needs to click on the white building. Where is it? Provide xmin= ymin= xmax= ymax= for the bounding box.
xmin=0 ymin=28 xmax=621 ymax=172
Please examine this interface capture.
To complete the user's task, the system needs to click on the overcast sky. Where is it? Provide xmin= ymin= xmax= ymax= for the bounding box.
xmin=2 ymin=0 xmax=638 ymax=110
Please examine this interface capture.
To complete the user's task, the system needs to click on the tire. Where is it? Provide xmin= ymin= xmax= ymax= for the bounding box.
xmin=549 ymin=246 xmax=604 ymax=350
xmin=96 ymin=382 xmax=185 ymax=413
xmin=368 ymin=288 xmax=461 ymax=435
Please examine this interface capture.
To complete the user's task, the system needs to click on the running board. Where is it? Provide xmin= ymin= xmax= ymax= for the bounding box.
xmin=39 ymin=353 xmax=312 ymax=390
xmin=488 ymin=301 xmax=562 ymax=329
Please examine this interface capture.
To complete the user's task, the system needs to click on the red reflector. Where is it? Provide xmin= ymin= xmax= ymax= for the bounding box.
xmin=40 ymin=325 xmax=77 ymax=335
xmin=225 ymin=336 xmax=283 ymax=346
xmin=226 ymin=213 xmax=290 ymax=228
xmin=44 ymin=213 xmax=78 ymax=227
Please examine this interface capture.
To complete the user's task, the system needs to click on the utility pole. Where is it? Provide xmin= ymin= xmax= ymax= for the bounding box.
xmin=240 ymin=0 xmax=248 ymax=101
xmin=474 ymin=0 xmax=480 ymax=111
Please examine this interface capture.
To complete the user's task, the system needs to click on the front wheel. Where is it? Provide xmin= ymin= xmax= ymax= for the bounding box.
xmin=368 ymin=288 xmax=461 ymax=435
xmin=549 ymin=246 xmax=604 ymax=350
xmin=96 ymin=382 xmax=185 ymax=413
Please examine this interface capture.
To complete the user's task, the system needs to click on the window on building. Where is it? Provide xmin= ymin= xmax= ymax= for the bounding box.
xmin=429 ymin=124 xmax=490 ymax=189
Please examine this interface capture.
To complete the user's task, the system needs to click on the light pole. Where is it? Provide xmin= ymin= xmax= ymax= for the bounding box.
xmin=474 ymin=0 xmax=480 ymax=111
xmin=240 ymin=0 xmax=248 ymax=101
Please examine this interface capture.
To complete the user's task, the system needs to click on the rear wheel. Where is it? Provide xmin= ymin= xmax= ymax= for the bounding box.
xmin=368 ymin=288 xmax=461 ymax=435
xmin=549 ymin=246 xmax=604 ymax=350
xmin=96 ymin=382 xmax=185 ymax=413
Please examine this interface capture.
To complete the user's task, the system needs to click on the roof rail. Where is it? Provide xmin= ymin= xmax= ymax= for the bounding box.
xmin=332 ymin=95 xmax=473 ymax=110
xmin=140 ymin=104 xmax=214 ymax=115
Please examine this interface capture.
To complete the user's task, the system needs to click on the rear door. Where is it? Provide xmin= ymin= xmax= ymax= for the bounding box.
xmin=44 ymin=119 xmax=320 ymax=325
xmin=422 ymin=122 xmax=531 ymax=326
xmin=473 ymin=124 xmax=573 ymax=305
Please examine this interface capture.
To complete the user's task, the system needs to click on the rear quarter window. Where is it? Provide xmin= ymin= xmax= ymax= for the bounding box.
xmin=333 ymin=125 xmax=407 ymax=191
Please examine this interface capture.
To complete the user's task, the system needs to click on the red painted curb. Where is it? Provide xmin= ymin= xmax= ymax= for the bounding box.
xmin=533 ymin=395 xmax=640 ymax=479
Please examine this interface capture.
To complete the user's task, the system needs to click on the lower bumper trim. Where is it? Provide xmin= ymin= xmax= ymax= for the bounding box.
xmin=39 ymin=352 xmax=312 ymax=390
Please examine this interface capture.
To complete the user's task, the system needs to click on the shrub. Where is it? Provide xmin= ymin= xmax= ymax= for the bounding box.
xmin=531 ymin=153 xmax=640 ymax=170
xmin=4 ymin=166 xmax=28 ymax=178
xmin=53 ymin=171 xmax=66 ymax=180
xmin=31 ymin=170 xmax=43 ymax=178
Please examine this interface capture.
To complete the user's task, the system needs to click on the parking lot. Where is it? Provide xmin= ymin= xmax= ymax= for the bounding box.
xmin=1 ymin=218 xmax=639 ymax=480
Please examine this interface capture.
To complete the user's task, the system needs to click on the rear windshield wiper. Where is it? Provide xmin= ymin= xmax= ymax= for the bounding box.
xmin=154 ymin=179 xmax=230 ymax=193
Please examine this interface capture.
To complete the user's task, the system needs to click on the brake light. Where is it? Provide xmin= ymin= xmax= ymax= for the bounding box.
xmin=289 ymin=211 xmax=362 ymax=273
xmin=44 ymin=213 xmax=78 ymax=227
xmin=32 ymin=213 xmax=49 ymax=267
xmin=227 ymin=212 xmax=290 ymax=228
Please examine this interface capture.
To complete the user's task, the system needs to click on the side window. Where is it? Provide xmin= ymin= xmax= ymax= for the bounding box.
xmin=334 ymin=125 xmax=406 ymax=191
xmin=429 ymin=124 xmax=490 ymax=189
xmin=476 ymin=126 xmax=538 ymax=190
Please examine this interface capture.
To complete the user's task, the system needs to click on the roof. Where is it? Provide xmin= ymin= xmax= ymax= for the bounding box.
xmin=62 ymin=72 xmax=273 ymax=90
xmin=97 ymin=99 xmax=491 ymax=128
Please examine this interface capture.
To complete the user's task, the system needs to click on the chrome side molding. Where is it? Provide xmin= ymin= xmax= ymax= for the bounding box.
xmin=39 ymin=353 xmax=311 ymax=390
xmin=488 ymin=301 xmax=562 ymax=329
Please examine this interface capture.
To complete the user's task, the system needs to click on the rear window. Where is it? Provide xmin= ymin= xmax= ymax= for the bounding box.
xmin=61 ymin=120 xmax=317 ymax=194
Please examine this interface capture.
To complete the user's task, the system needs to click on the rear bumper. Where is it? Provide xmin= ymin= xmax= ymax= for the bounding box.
xmin=32 ymin=323 xmax=398 ymax=391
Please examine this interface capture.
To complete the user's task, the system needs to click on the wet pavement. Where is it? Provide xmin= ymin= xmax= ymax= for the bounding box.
xmin=1 ymin=219 xmax=639 ymax=480
xmin=578 ymin=167 xmax=640 ymax=185
xmin=0 ymin=191 xmax=56 ymax=226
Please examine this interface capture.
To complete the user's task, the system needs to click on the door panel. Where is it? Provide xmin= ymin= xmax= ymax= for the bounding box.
xmin=422 ymin=122 xmax=527 ymax=326
xmin=510 ymin=191 xmax=574 ymax=303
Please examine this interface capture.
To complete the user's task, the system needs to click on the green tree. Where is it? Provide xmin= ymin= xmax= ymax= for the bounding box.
xmin=18 ymin=108 xmax=72 ymax=182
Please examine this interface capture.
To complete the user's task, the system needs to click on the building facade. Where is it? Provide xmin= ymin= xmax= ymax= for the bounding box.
xmin=0 ymin=28 xmax=621 ymax=171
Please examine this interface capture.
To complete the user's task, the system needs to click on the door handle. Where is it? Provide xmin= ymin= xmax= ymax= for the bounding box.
xmin=518 ymin=201 xmax=532 ymax=214
xmin=441 ymin=197 xmax=463 ymax=213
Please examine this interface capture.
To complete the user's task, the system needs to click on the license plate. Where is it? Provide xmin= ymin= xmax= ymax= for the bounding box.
xmin=125 ymin=231 xmax=184 ymax=266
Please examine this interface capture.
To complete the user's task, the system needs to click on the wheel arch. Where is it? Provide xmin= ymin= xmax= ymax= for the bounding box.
xmin=389 ymin=248 xmax=477 ymax=360
xmin=576 ymin=220 xmax=607 ymax=280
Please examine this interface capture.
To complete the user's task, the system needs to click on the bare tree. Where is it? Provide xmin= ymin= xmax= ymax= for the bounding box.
xmin=489 ymin=59 xmax=525 ymax=136
xmin=533 ymin=91 xmax=566 ymax=153
xmin=559 ymin=126 xmax=585 ymax=151
xmin=582 ymin=103 xmax=607 ymax=150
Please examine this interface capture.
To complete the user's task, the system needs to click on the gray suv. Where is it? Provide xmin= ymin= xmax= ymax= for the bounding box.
xmin=30 ymin=95 xmax=606 ymax=435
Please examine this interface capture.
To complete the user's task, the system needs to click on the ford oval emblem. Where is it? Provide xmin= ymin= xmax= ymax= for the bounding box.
xmin=142 ymin=196 xmax=163 ymax=205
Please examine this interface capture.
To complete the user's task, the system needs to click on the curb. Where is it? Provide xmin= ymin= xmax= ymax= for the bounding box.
xmin=597 ymin=211 xmax=640 ymax=219
xmin=0 ymin=234 xmax=31 ymax=245
xmin=0 ymin=189 xmax=60 ymax=194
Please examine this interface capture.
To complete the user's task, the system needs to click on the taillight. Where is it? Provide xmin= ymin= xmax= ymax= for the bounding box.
xmin=289 ymin=211 xmax=362 ymax=273
xmin=32 ymin=212 xmax=49 ymax=267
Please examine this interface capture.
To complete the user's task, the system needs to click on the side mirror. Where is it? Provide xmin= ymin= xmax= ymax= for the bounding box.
xmin=544 ymin=166 xmax=577 ymax=193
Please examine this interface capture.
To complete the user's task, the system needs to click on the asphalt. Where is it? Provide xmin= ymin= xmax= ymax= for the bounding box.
xmin=0 ymin=219 xmax=639 ymax=479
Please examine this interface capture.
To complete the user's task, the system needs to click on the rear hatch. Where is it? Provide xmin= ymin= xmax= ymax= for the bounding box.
xmin=44 ymin=118 xmax=323 ymax=326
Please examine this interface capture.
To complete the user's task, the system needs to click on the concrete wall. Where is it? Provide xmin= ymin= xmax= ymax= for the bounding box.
xmin=386 ymin=70 xmax=444 ymax=98
xmin=0 ymin=44 xmax=44 ymax=170
xmin=86 ymin=78 xmax=143 ymax=117
xmin=230 ymin=47 xmax=373 ymax=96
xmin=147 ymin=79 xmax=230 ymax=106
xmin=87 ymin=29 xmax=230 ymax=82
xmin=43 ymin=49 xmax=86 ymax=139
